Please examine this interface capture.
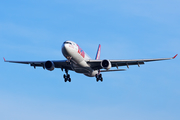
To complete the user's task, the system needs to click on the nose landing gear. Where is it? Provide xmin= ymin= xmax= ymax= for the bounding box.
xmin=96 ymin=74 xmax=103 ymax=82
xmin=63 ymin=69 xmax=71 ymax=82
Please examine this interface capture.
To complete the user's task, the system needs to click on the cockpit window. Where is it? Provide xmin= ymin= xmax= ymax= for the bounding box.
xmin=64 ymin=42 xmax=72 ymax=45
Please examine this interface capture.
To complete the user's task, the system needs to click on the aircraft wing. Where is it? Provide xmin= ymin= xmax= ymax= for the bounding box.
xmin=86 ymin=54 xmax=178 ymax=70
xmin=3 ymin=58 xmax=73 ymax=70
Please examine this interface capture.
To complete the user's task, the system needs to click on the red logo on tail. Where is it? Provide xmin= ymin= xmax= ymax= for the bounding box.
xmin=95 ymin=44 xmax=101 ymax=60
xmin=3 ymin=57 xmax=6 ymax=61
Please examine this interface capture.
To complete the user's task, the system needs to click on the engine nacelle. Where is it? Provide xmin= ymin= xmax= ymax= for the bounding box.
xmin=44 ymin=61 xmax=55 ymax=71
xmin=101 ymin=59 xmax=111 ymax=70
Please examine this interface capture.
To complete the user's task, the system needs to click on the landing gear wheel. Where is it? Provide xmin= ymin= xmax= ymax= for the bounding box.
xmin=63 ymin=69 xmax=71 ymax=82
xmin=63 ymin=74 xmax=66 ymax=79
xmin=99 ymin=74 xmax=102 ymax=78
xmin=95 ymin=74 xmax=98 ymax=79
xmin=64 ymin=78 xmax=68 ymax=82
xmin=69 ymin=78 xmax=71 ymax=82
xmin=100 ymin=78 xmax=103 ymax=82
xmin=67 ymin=74 xmax=70 ymax=78
xmin=95 ymin=74 xmax=103 ymax=82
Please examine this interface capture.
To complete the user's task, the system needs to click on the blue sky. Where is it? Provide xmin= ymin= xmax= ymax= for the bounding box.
xmin=0 ymin=0 xmax=180 ymax=120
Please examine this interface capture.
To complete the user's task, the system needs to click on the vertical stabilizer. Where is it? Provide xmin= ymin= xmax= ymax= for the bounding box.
xmin=95 ymin=44 xmax=101 ymax=60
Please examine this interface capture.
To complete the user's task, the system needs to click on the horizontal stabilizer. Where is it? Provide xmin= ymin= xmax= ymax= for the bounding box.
xmin=100 ymin=69 xmax=126 ymax=72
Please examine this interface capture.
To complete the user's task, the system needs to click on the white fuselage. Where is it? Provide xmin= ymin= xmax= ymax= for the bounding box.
xmin=61 ymin=41 xmax=98 ymax=77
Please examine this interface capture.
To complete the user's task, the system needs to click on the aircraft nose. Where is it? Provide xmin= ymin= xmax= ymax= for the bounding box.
xmin=62 ymin=43 xmax=67 ymax=52
xmin=62 ymin=43 xmax=69 ymax=57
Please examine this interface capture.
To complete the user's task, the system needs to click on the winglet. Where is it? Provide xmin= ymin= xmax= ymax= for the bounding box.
xmin=3 ymin=57 xmax=6 ymax=62
xmin=173 ymin=54 xmax=178 ymax=59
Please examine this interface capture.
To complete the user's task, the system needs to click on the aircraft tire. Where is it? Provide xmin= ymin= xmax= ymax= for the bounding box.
xmin=69 ymin=78 xmax=71 ymax=82
xmin=99 ymin=74 xmax=102 ymax=78
xmin=65 ymin=78 xmax=68 ymax=82
xmin=67 ymin=74 xmax=70 ymax=78
xmin=63 ymin=74 xmax=66 ymax=79
xmin=95 ymin=74 xmax=98 ymax=78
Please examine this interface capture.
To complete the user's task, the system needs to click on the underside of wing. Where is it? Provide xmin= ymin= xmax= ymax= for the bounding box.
xmin=3 ymin=58 xmax=73 ymax=70
xmin=86 ymin=54 xmax=177 ymax=70
xmin=100 ymin=69 xmax=126 ymax=72
xmin=86 ymin=60 xmax=145 ymax=70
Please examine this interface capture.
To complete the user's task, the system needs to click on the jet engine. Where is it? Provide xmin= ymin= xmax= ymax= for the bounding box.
xmin=101 ymin=59 xmax=111 ymax=70
xmin=44 ymin=61 xmax=55 ymax=71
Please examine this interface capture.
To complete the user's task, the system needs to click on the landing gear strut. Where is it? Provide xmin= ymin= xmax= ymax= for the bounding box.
xmin=96 ymin=74 xmax=103 ymax=82
xmin=63 ymin=69 xmax=71 ymax=82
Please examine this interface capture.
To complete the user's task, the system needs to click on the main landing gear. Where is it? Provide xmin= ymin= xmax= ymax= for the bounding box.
xmin=63 ymin=69 xmax=71 ymax=82
xmin=96 ymin=74 xmax=103 ymax=82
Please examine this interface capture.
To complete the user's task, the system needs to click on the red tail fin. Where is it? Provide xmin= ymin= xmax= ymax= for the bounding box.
xmin=3 ymin=57 xmax=6 ymax=61
xmin=95 ymin=44 xmax=101 ymax=60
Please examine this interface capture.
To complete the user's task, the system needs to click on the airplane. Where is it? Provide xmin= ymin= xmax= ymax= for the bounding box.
xmin=3 ymin=41 xmax=178 ymax=82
